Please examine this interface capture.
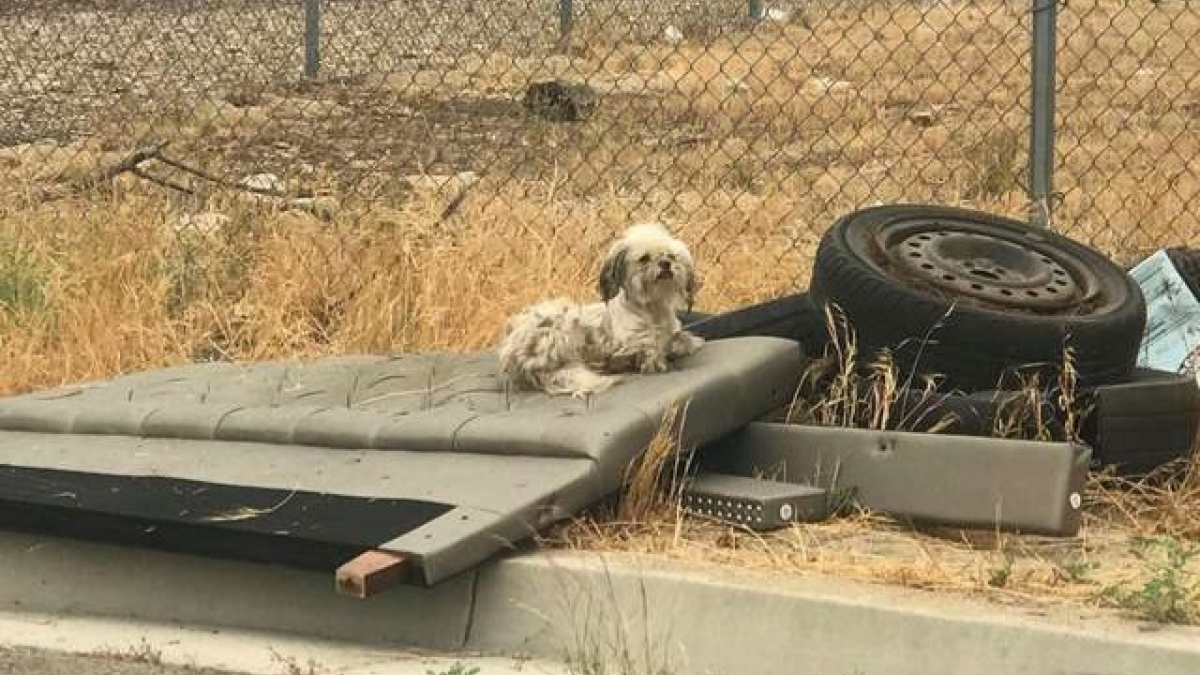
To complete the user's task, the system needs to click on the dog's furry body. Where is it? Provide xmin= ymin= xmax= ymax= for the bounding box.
xmin=498 ymin=222 xmax=704 ymax=397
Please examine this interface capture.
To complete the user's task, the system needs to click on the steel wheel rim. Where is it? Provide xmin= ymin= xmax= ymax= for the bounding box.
xmin=877 ymin=220 xmax=1089 ymax=311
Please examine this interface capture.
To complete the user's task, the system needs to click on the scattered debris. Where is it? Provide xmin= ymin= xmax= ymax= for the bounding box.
xmin=684 ymin=207 xmax=1200 ymax=476
xmin=906 ymin=105 xmax=939 ymax=127
xmin=1130 ymin=248 xmax=1200 ymax=381
xmin=402 ymin=171 xmax=479 ymax=220
xmin=725 ymin=77 xmax=751 ymax=94
xmin=803 ymin=76 xmax=854 ymax=96
xmin=239 ymin=172 xmax=286 ymax=193
xmin=523 ymin=79 xmax=598 ymax=122
xmin=36 ymin=143 xmax=338 ymax=219
xmin=175 ymin=211 xmax=231 ymax=235
xmin=663 ymin=24 xmax=684 ymax=45
xmin=762 ymin=7 xmax=791 ymax=22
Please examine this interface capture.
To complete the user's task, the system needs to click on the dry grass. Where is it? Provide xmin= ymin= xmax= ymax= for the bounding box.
xmin=1090 ymin=460 xmax=1200 ymax=542
xmin=617 ymin=405 xmax=692 ymax=524
xmin=0 ymin=174 xmax=805 ymax=394
xmin=780 ymin=304 xmax=1089 ymax=443
xmin=784 ymin=305 xmax=955 ymax=433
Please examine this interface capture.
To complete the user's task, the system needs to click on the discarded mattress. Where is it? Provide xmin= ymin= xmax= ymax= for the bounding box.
xmin=0 ymin=337 xmax=802 ymax=585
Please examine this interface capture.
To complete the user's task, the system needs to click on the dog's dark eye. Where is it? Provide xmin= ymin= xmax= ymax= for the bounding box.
xmin=638 ymin=254 xmax=651 ymax=264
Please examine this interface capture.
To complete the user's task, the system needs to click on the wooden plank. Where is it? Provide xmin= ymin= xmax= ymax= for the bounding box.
xmin=0 ymin=465 xmax=453 ymax=546
xmin=0 ymin=465 xmax=450 ymax=580
xmin=336 ymin=550 xmax=409 ymax=598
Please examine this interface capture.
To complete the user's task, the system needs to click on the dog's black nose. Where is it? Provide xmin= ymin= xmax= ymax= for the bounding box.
xmin=656 ymin=259 xmax=674 ymax=280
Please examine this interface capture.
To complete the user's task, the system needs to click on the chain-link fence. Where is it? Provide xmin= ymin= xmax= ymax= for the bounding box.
xmin=1056 ymin=0 xmax=1200 ymax=262
xmin=0 ymin=1 xmax=1196 ymax=372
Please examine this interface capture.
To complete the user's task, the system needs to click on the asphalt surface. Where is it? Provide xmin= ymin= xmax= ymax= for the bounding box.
xmin=0 ymin=647 xmax=241 ymax=675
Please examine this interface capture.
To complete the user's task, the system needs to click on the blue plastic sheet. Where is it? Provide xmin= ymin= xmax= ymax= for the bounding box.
xmin=1129 ymin=250 xmax=1200 ymax=380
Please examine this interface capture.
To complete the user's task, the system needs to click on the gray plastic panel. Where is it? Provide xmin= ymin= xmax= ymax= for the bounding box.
xmin=0 ymin=337 xmax=804 ymax=584
xmin=705 ymin=423 xmax=1090 ymax=536
xmin=0 ymin=431 xmax=594 ymax=585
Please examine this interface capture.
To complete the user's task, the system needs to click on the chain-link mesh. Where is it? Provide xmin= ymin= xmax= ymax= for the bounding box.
xmin=3 ymin=0 xmax=1181 ymax=376
xmin=1056 ymin=0 xmax=1200 ymax=264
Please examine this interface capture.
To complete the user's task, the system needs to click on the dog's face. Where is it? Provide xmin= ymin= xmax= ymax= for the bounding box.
xmin=598 ymin=222 xmax=697 ymax=311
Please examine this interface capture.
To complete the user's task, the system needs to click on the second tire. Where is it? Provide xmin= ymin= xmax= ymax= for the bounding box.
xmin=808 ymin=205 xmax=1147 ymax=391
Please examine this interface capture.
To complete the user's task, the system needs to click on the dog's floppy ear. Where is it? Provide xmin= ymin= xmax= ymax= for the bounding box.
xmin=598 ymin=245 xmax=627 ymax=301
xmin=684 ymin=266 xmax=700 ymax=312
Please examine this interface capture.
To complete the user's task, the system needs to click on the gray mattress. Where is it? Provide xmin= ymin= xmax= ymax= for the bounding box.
xmin=0 ymin=337 xmax=802 ymax=585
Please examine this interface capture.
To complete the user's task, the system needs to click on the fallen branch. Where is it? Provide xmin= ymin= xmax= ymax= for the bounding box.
xmin=131 ymin=166 xmax=199 ymax=196
xmin=38 ymin=142 xmax=169 ymax=201
xmin=155 ymin=151 xmax=292 ymax=198
xmin=37 ymin=142 xmax=336 ymax=219
xmin=146 ymin=153 xmax=335 ymax=217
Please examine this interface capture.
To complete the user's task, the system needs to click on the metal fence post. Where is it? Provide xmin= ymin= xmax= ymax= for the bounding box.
xmin=558 ymin=0 xmax=573 ymax=53
xmin=749 ymin=0 xmax=763 ymax=21
xmin=1029 ymin=0 xmax=1057 ymax=228
xmin=304 ymin=0 xmax=322 ymax=79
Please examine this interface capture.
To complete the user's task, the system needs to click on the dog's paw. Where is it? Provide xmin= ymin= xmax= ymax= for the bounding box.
xmin=569 ymin=374 xmax=621 ymax=400
xmin=639 ymin=356 xmax=669 ymax=374
xmin=669 ymin=331 xmax=705 ymax=359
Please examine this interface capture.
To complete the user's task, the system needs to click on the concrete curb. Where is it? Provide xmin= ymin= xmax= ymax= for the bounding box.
xmin=2 ymin=531 xmax=1199 ymax=675
xmin=472 ymin=554 xmax=1200 ymax=675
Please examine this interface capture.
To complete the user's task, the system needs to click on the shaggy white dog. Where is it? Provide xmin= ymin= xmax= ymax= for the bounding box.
xmin=497 ymin=222 xmax=704 ymax=398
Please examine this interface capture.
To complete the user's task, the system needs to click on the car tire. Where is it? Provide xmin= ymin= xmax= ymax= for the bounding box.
xmin=809 ymin=205 xmax=1147 ymax=391
xmin=1088 ymin=367 xmax=1200 ymax=476
xmin=892 ymin=368 xmax=1199 ymax=477
xmin=1165 ymin=247 xmax=1200 ymax=299
xmin=681 ymin=293 xmax=828 ymax=351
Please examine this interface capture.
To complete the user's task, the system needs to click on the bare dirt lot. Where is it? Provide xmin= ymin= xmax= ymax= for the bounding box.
xmin=4 ymin=1 xmax=1198 ymax=262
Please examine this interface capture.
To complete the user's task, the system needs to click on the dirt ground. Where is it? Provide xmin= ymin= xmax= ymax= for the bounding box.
xmin=0 ymin=647 xmax=237 ymax=675
xmin=4 ymin=0 xmax=1199 ymax=266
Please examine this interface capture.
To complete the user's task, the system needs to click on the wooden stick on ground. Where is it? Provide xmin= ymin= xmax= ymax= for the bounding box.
xmin=38 ymin=142 xmax=170 ymax=201
xmin=335 ymin=550 xmax=409 ymax=598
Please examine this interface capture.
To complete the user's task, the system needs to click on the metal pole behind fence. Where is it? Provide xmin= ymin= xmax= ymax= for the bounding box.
xmin=1029 ymin=0 xmax=1057 ymax=228
xmin=749 ymin=0 xmax=763 ymax=21
xmin=304 ymin=0 xmax=322 ymax=79
xmin=558 ymin=0 xmax=573 ymax=53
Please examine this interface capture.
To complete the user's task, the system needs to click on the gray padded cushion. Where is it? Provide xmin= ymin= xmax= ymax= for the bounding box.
xmin=0 ymin=337 xmax=803 ymax=583
xmin=0 ymin=338 xmax=800 ymax=470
